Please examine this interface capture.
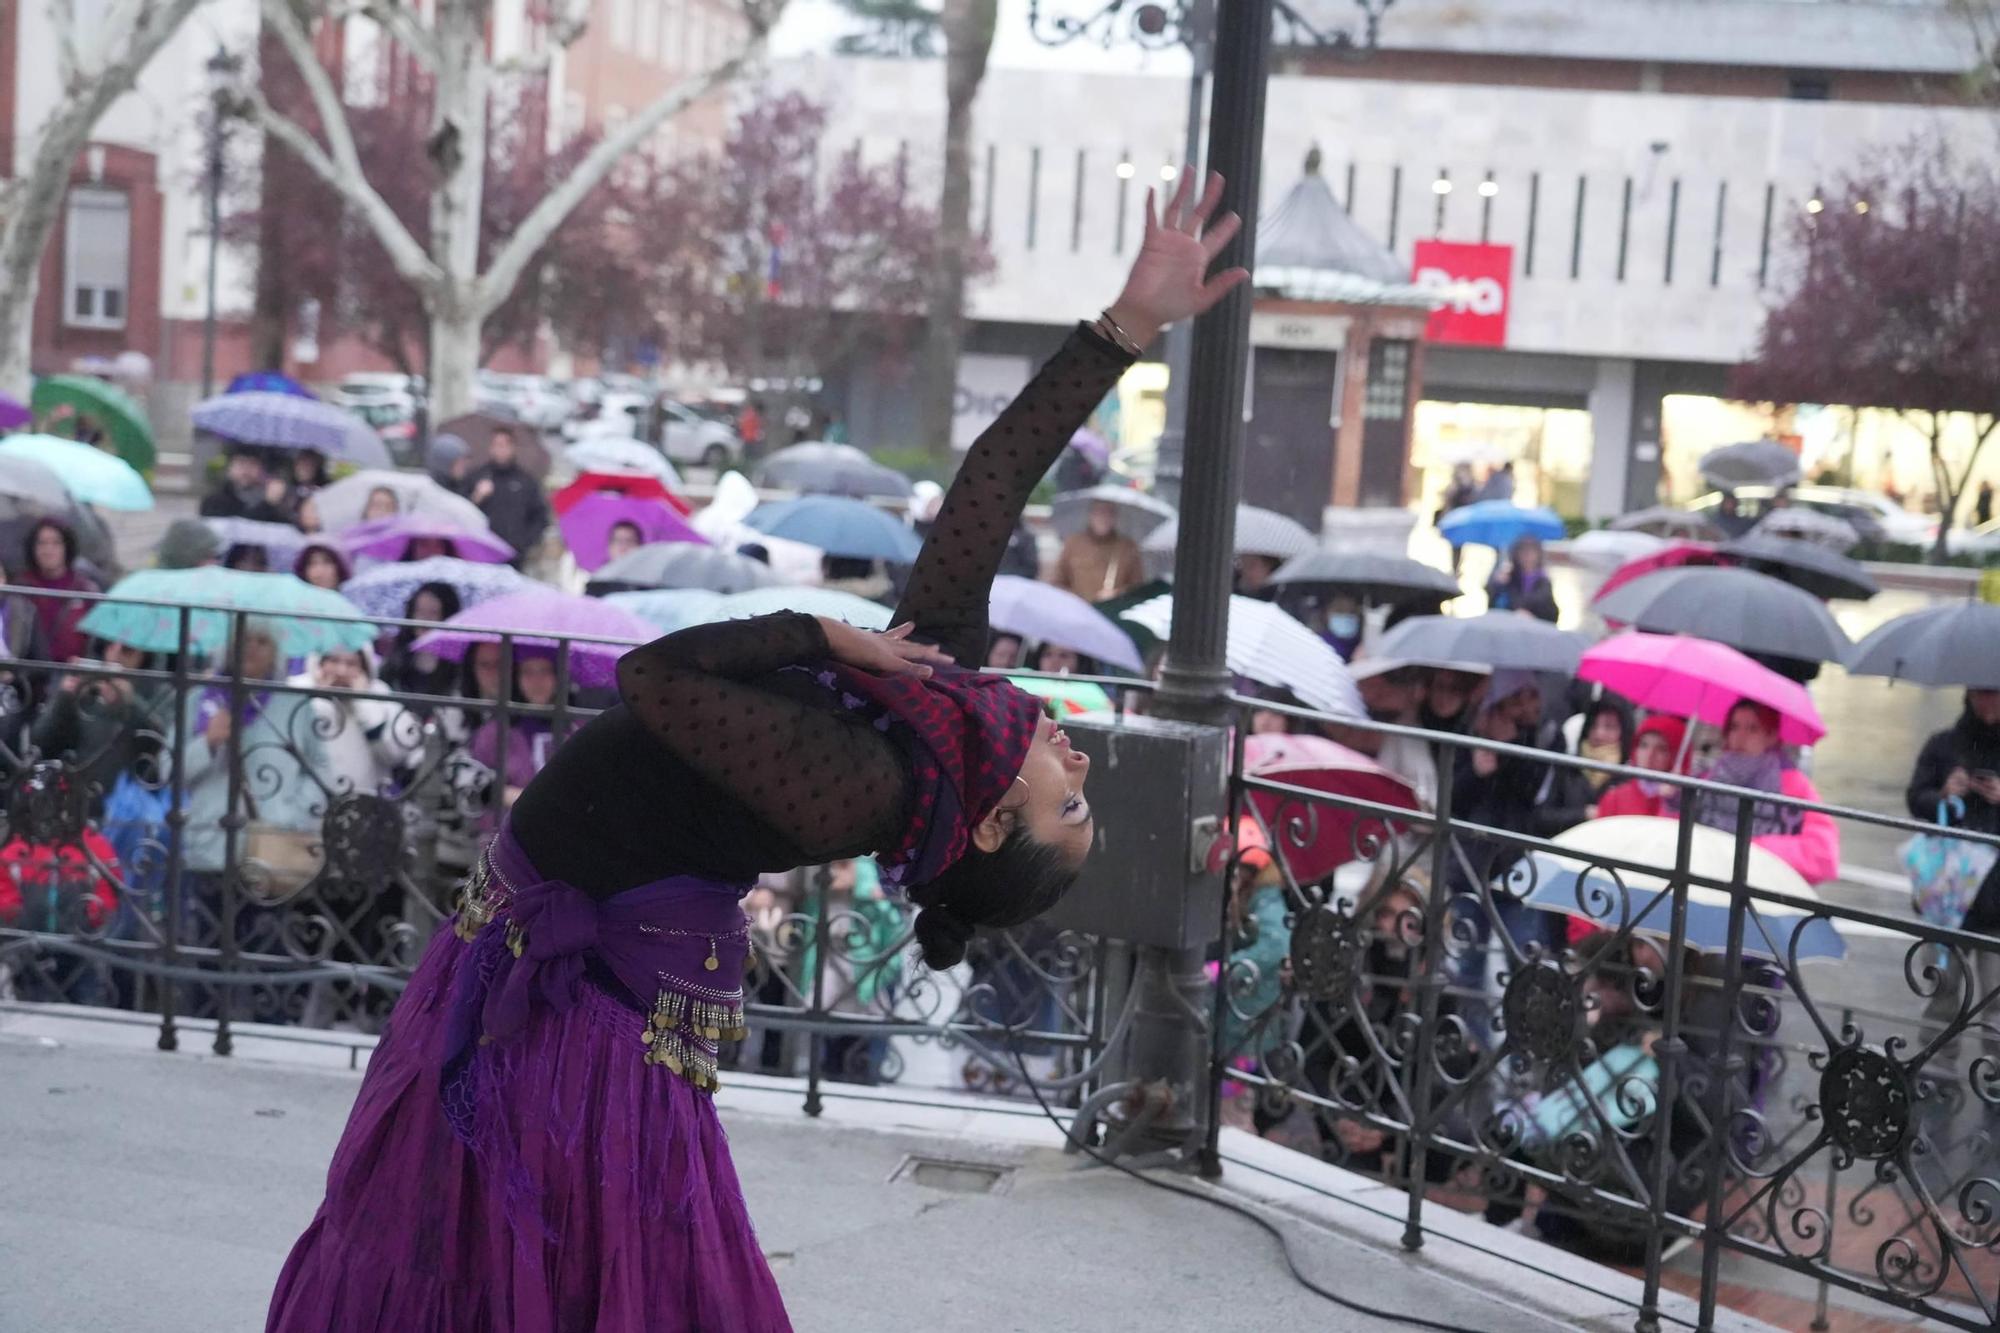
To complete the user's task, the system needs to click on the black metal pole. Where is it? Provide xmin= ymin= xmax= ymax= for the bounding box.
xmin=1151 ymin=0 xmax=1214 ymax=510
xmin=1152 ymin=0 xmax=1271 ymax=729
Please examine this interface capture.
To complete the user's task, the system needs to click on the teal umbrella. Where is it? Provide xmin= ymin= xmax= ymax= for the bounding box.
xmin=0 ymin=434 xmax=152 ymax=510
xmin=81 ymin=568 xmax=376 ymax=656
xmin=714 ymin=585 xmax=893 ymax=629
xmin=604 ymin=589 xmax=726 ymax=634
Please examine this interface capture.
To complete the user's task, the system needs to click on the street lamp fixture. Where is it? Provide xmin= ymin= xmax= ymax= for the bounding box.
xmin=1806 ymin=197 xmax=1825 ymax=215
xmin=1431 ymin=176 xmax=1452 ymax=195
xmin=1478 ymin=179 xmax=1500 ymax=197
xmin=1116 ymin=160 xmax=1137 ymax=179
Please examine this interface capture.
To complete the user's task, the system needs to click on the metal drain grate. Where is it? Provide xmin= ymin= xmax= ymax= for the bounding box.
xmin=891 ymin=1155 xmax=1015 ymax=1195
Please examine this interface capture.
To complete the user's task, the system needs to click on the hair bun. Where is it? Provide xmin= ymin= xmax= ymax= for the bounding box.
xmin=913 ymin=901 xmax=975 ymax=970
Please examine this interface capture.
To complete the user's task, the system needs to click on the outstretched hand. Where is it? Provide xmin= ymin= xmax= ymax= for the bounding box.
xmin=1103 ymin=168 xmax=1250 ymax=349
xmin=819 ymin=619 xmax=955 ymax=679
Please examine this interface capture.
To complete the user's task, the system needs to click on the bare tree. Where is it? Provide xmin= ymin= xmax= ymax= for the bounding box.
xmin=239 ymin=0 xmax=786 ymax=420
xmin=912 ymin=0 xmax=996 ymax=456
xmin=0 ymin=0 xmax=207 ymax=396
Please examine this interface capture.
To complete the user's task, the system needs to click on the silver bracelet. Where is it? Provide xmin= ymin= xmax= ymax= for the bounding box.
xmin=1094 ymin=310 xmax=1143 ymax=357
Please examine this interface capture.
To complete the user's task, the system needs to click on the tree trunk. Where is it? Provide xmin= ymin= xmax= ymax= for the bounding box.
xmin=913 ymin=0 xmax=996 ymax=457
xmin=428 ymin=291 xmax=481 ymax=425
xmin=1930 ymin=427 xmax=1953 ymax=563
xmin=425 ymin=0 xmax=492 ymax=421
xmin=0 ymin=140 xmax=81 ymax=399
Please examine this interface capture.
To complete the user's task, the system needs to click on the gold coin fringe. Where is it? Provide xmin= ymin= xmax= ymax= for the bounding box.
xmin=642 ymin=988 xmax=748 ymax=1092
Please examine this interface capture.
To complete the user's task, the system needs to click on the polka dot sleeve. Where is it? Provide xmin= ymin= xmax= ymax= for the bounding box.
xmin=895 ymin=325 xmax=1136 ymax=663
xmin=615 ymin=611 xmax=908 ymax=861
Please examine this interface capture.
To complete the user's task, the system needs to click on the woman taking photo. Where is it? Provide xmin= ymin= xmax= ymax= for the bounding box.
xmin=267 ymin=171 xmax=1245 ymax=1332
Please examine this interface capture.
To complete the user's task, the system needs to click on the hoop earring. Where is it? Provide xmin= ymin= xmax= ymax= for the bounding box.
xmin=1001 ymin=774 xmax=1031 ymax=815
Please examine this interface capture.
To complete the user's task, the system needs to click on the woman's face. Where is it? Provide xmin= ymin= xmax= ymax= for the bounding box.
xmin=1586 ymin=710 xmax=1624 ymax=749
xmin=1633 ymin=732 xmax=1672 ymax=773
xmin=1724 ymin=705 xmax=1776 ymax=757
xmin=227 ymin=546 xmax=269 ymax=573
xmin=409 ymin=590 xmax=444 ymax=623
xmin=985 ymin=635 xmax=1022 ymax=670
xmin=1514 ymin=539 xmax=1543 ymax=573
xmin=606 ymin=522 xmax=643 ymax=563
xmin=1037 ymin=644 xmax=1080 ymax=675
xmin=1250 ymin=708 xmax=1289 ymax=735
xmin=319 ymin=650 xmax=365 ymax=689
xmin=471 ymin=643 xmax=504 ymax=699
xmin=297 ymin=496 xmax=322 ymax=533
xmin=1007 ymin=711 xmax=1095 ymax=869
xmin=364 ymin=488 xmax=399 ymax=521
xmin=302 ymin=550 xmax=341 ymax=589
xmin=518 ymin=657 xmax=558 ymax=706
xmin=1428 ymin=672 xmax=1474 ymax=722
xmin=239 ymin=632 xmax=278 ymax=680
xmin=294 ymin=453 xmax=319 ymax=481
xmin=33 ymin=525 xmax=66 ymax=577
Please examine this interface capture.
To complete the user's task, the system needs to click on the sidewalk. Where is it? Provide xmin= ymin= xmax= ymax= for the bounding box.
xmin=0 ymin=1004 xmax=1781 ymax=1333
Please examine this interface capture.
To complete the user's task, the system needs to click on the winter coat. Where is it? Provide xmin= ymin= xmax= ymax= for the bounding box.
xmin=1052 ymin=530 xmax=1144 ymax=602
xmin=30 ymin=679 xmax=173 ymax=813
xmin=1752 ymin=769 xmax=1840 ymax=886
xmin=174 ymin=689 xmax=327 ymax=874
xmin=464 ymin=461 xmax=550 ymax=562
xmin=292 ymin=669 xmax=419 ymax=800
xmin=1908 ymin=703 xmax=2000 ymax=927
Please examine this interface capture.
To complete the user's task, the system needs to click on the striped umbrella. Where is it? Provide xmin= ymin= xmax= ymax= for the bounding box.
xmin=1117 ymin=592 xmax=1362 ymax=719
xmin=192 ymin=391 xmax=390 ymax=466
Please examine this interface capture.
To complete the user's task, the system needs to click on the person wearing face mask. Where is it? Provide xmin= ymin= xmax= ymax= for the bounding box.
xmin=1597 ymin=715 xmax=1688 ymax=819
xmin=1317 ymin=591 xmax=1364 ymax=662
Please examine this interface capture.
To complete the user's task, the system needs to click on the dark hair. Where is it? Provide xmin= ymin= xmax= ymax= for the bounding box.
xmin=908 ymin=828 xmax=1079 ymax=969
xmin=489 ymin=426 xmax=516 ymax=444
xmin=24 ymin=518 xmax=75 ymax=572
xmin=400 ymin=581 xmax=462 ymax=646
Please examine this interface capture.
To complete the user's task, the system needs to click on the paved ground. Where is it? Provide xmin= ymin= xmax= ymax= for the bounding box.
xmin=0 ymin=1008 xmax=1774 ymax=1333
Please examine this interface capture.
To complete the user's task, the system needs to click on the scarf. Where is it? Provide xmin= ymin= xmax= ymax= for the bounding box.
xmin=1685 ymin=749 xmax=1800 ymax=837
xmin=1579 ymin=738 xmax=1623 ymax=791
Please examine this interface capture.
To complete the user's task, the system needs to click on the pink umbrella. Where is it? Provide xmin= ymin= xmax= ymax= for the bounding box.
xmin=1593 ymin=541 xmax=1721 ymax=604
xmin=1577 ymin=631 xmax=1825 ymax=745
xmin=1240 ymin=732 xmax=1420 ymax=884
xmin=558 ymin=492 xmax=707 ymax=572
xmin=343 ymin=514 xmax=515 ymax=565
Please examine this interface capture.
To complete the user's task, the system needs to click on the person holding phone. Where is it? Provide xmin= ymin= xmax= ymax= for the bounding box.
xmin=1908 ymin=689 xmax=2000 ymax=937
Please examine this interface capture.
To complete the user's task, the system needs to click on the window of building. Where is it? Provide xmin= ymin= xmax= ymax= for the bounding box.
xmin=63 ymin=187 xmax=130 ymax=331
xmin=1787 ymin=73 xmax=1831 ymax=101
xmin=612 ymin=0 xmax=636 ymax=48
xmin=639 ymin=0 xmax=660 ymax=63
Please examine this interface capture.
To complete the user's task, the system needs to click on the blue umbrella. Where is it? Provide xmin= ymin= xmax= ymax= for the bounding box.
xmin=225 ymin=370 xmax=315 ymax=399
xmin=1438 ymin=501 xmax=1566 ymax=550
xmin=81 ymin=568 xmax=376 ymax=656
xmin=744 ymin=496 xmax=922 ymax=563
xmin=0 ymin=434 xmax=152 ymax=510
xmin=339 ymin=556 xmax=530 ymax=619
xmin=192 ymin=391 xmax=390 ymax=466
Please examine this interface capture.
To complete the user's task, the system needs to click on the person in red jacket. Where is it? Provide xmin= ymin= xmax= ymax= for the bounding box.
xmin=1597 ymin=714 xmax=1687 ymax=819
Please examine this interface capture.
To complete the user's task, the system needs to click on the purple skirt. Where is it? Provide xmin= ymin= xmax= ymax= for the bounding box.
xmin=266 ymin=836 xmax=792 ymax=1332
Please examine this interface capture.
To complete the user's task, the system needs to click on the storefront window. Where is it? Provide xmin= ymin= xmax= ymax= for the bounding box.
xmin=1410 ymin=400 xmax=1592 ymax=518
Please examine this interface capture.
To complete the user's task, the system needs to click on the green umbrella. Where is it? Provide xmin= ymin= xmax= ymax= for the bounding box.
xmin=81 ymin=568 xmax=376 ymax=657
xmin=31 ymin=375 xmax=155 ymax=471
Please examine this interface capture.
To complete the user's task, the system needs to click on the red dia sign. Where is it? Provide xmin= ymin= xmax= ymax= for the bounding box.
xmin=1412 ymin=240 xmax=1513 ymax=347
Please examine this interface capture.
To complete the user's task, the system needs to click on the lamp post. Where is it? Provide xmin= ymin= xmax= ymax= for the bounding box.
xmin=200 ymin=47 xmax=242 ymax=399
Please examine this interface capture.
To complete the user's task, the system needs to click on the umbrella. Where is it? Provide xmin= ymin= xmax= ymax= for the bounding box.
xmin=438 ymin=410 xmax=552 ymax=479
xmin=553 ymin=470 xmax=690 ymax=517
xmin=203 ymin=517 xmax=311 ymax=568
xmin=589 ymin=542 xmax=781 ymax=595
xmin=1266 ymin=549 xmax=1461 ymax=605
xmin=1372 ymin=611 xmax=1591 ymax=675
xmin=1437 ymin=501 xmax=1566 ymax=550
xmin=1118 ymin=592 xmax=1363 ymax=719
xmin=31 ymin=376 xmax=154 ymax=470
xmin=1050 ymin=484 xmax=1176 ymax=540
xmin=745 ymin=496 xmax=921 ymax=563
xmin=564 ymin=436 xmax=683 ymax=486
xmin=1593 ymin=542 xmax=1723 ymax=603
xmin=1511 ymin=816 xmax=1844 ymax=962
xmin=1847 ymin=602 xmax=2000 ymax=689
xmin=1142 ymin=504 xmax=1317 ymax=564
xmin=0 ymin=435 xmax=152 ymax=510
xmin=0 ymin=393 xmax=31 ymax=430
xmin=604 ymin=589 xmax=728 ymax=634
xmin=338 ymin=556 xmax=529 ymax=619
xmin=0 ymin=453 xmax=81 ymax=511
xmin=988 ymin=574 xmax=1143 ymax=672
xmin=1577 ymin=632 xmax=1825 ymax=746
xmin=1699 ymin=440 xmax=1801 ymax=489
xmin=1566 ymin=529 xmax=1666 ymax=572
xmin=1607 ymin=507 xmax=1724 ymax=542
xmin=754 ymin=442 xmax=913 ymax=499
xmin=225 ymin=370 xmax=315 ymax=398
xmin=559 ymin=493 xmax=707 ymax=571
xmin=1241 ymin=732 xmax=1421 ymax=884
xmin=193 ymin=392 xmax=389 ymax=467
xmin=315 ymin=469 xmax=490 ymax=533
xmin=411 ymin=588 xmax=656 ymax=688
xmin=714 ymin=585 xmax=893 ymax=628
xmin=1595 ymin=567 xmax=1851 ymax=664
xmin=343 ymin=514 xmax=516 ymax=565
xmin=81 ymin=568 xmax=376 ymax=656
xmin=1750 ymin=507 xmax=1860 ymax=552
xmin=1007 ymin=675 xmax=1114 ymax=716
xmin=1066 ymin=429 xmax=1112 ymax=469
xmin=1718 ymin=533 xmax=1878 ymax=601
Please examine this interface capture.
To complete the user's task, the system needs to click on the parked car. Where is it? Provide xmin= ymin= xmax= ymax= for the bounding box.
xmin=565 ymin=394 xmax=740 ymax=470
xmin=476 ymin=372 xmax=571 ymax=430
xmin=1687 ymin=484 xmax=1935 ymax=547
xmin=331 ymin=375 xmax=424 ymax=465
xmin=1944 ymin=518 xmax=2000 ymax=558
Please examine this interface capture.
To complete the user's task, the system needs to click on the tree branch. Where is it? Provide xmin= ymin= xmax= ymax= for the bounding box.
xmin=251 ymin=0 xmax=441 ymax=289
xmin=358 ymin=0 xmax=441 ymax=69
xmin=474 ymin=0 xmax=788 ymax=318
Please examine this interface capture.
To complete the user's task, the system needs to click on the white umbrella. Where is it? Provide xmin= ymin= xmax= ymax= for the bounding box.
xmin=564 ymin=436 xmax=682 ymax=486
xmin=1568 ymin=529 xmax=1667 ymax=571
xmin=1141 ymin=504 xmax=1318 ymax=565
xmin=1118 ymin=592 xmax=1362 ymax=720
xmin=316 ymin=469 xmax=489 ymax=533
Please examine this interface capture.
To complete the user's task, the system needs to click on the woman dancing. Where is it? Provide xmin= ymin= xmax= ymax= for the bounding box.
xmin=266 ymin=169 xmax=1245 ymax=1333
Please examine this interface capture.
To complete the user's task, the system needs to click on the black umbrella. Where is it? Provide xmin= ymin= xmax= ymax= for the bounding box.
xmin=1596 ymin=566 xmax=1851 ymax=664
xmin=1372 ymin=611 xmax=1591 ymax=674
xmin=1718 ymin=534 xmax=1878 ymax=601
xmin=1268 ymin=549 xmax=1462 ymax=606
xmin=586 ymin=542 xmax=779 ymax=595
xmin=1607 ymin=506 xmax=1724 ymax=541
xmin=1847 ymin=602 xmax=2000 ymax=689
xmin=1699 ymin=440 xmax=1801 ymax=489
xmin=754 ymin=442 xmax=913 ymax=499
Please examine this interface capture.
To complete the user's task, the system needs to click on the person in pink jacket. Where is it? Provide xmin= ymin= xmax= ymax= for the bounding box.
xmin=1678 ymin=699 xmax=1840 ymax=884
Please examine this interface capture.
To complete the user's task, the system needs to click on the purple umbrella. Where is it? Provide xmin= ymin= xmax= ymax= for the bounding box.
xmin=558 ymin=492 xmax=707 ymax=572
xmin=343 ymin=514 xmax=515 ymax=565
xmin=193 ymin=391 xmax=390 ymax=466
xmin=410 ymin=588 xmax=656 ymax=687
xmin=1067 ymin=429 xmax=1112 ymax=468
xmin=988 ymin=575 xmax=1143 ymax=672
xmin=0 ymin=394 xmax=31 ymax=431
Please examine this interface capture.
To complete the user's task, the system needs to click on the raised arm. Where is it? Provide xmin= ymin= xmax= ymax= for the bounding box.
xmin=893 ymin=168 xmax=1248 ymax=665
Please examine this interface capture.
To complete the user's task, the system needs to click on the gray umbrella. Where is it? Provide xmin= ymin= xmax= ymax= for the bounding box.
xmin=754 ymin=442 xmax=913 ymax=499
xmin=1268 ymin=549 xmax=1462 ymax=606
xmin=1371 ymin=611 xmax=1591 ymax=674
xmin=1699 ymin=440 xmax=1801 ymax=489
xmin=0 ymin=454 xmax=76 ymax=510
xmin=1750 ymin=507 xmax=1860 ymax=552
xmin=1847 ymin=602 xmax=2000 ymax=689
xmin=587 ymin=541 xmax=779 ymax=595
xmin=1607 ymin=506 xmax=1724 ymax=541
xmin=1143 ymin=503 xmax=1317 ymax=565
xmin=1596 ymin=566 xmax=1851 ymax=663
xmin=1050 ymin=485 xmax=1176 ymax=540
xmin=1718 ymin=534 xmax=1878 ymax=601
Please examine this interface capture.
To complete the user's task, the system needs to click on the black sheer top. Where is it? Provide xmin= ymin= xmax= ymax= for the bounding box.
xmin=507 ymin=326 xmax=1135 ymax=895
